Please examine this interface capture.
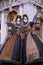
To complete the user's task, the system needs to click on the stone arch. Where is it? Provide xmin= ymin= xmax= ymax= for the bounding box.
xmin=7 ymin=10 xmax=18 ymax=23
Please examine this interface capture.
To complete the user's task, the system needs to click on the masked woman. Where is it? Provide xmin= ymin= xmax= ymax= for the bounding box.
xmin=22 ymin=20 xmax=40 ymax=63
xmin=21 ymin=14 xmax=29 ymax=62
xmin=11 ymin=15 xmax=22 ymax=62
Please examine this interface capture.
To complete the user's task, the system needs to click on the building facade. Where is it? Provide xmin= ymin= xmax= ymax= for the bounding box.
xmin=0 ymin=0 xmax=43 ymax=45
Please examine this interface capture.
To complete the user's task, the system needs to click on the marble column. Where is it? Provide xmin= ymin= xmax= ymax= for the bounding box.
xmin=19 ymin=4 xmax=23 ymax=16
xmin=1 ymin=11 xmax=8 ymax=45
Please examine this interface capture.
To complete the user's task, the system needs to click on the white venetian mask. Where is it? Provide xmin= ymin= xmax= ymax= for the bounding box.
xmin=16 ymin=18 xmax=21 ymax=25
xmin=23 ymin=17 xmax=28 ymax=23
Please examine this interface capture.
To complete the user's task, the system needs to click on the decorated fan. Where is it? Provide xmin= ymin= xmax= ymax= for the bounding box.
xmin=7 ymin=23 xmax=16 ymax=34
